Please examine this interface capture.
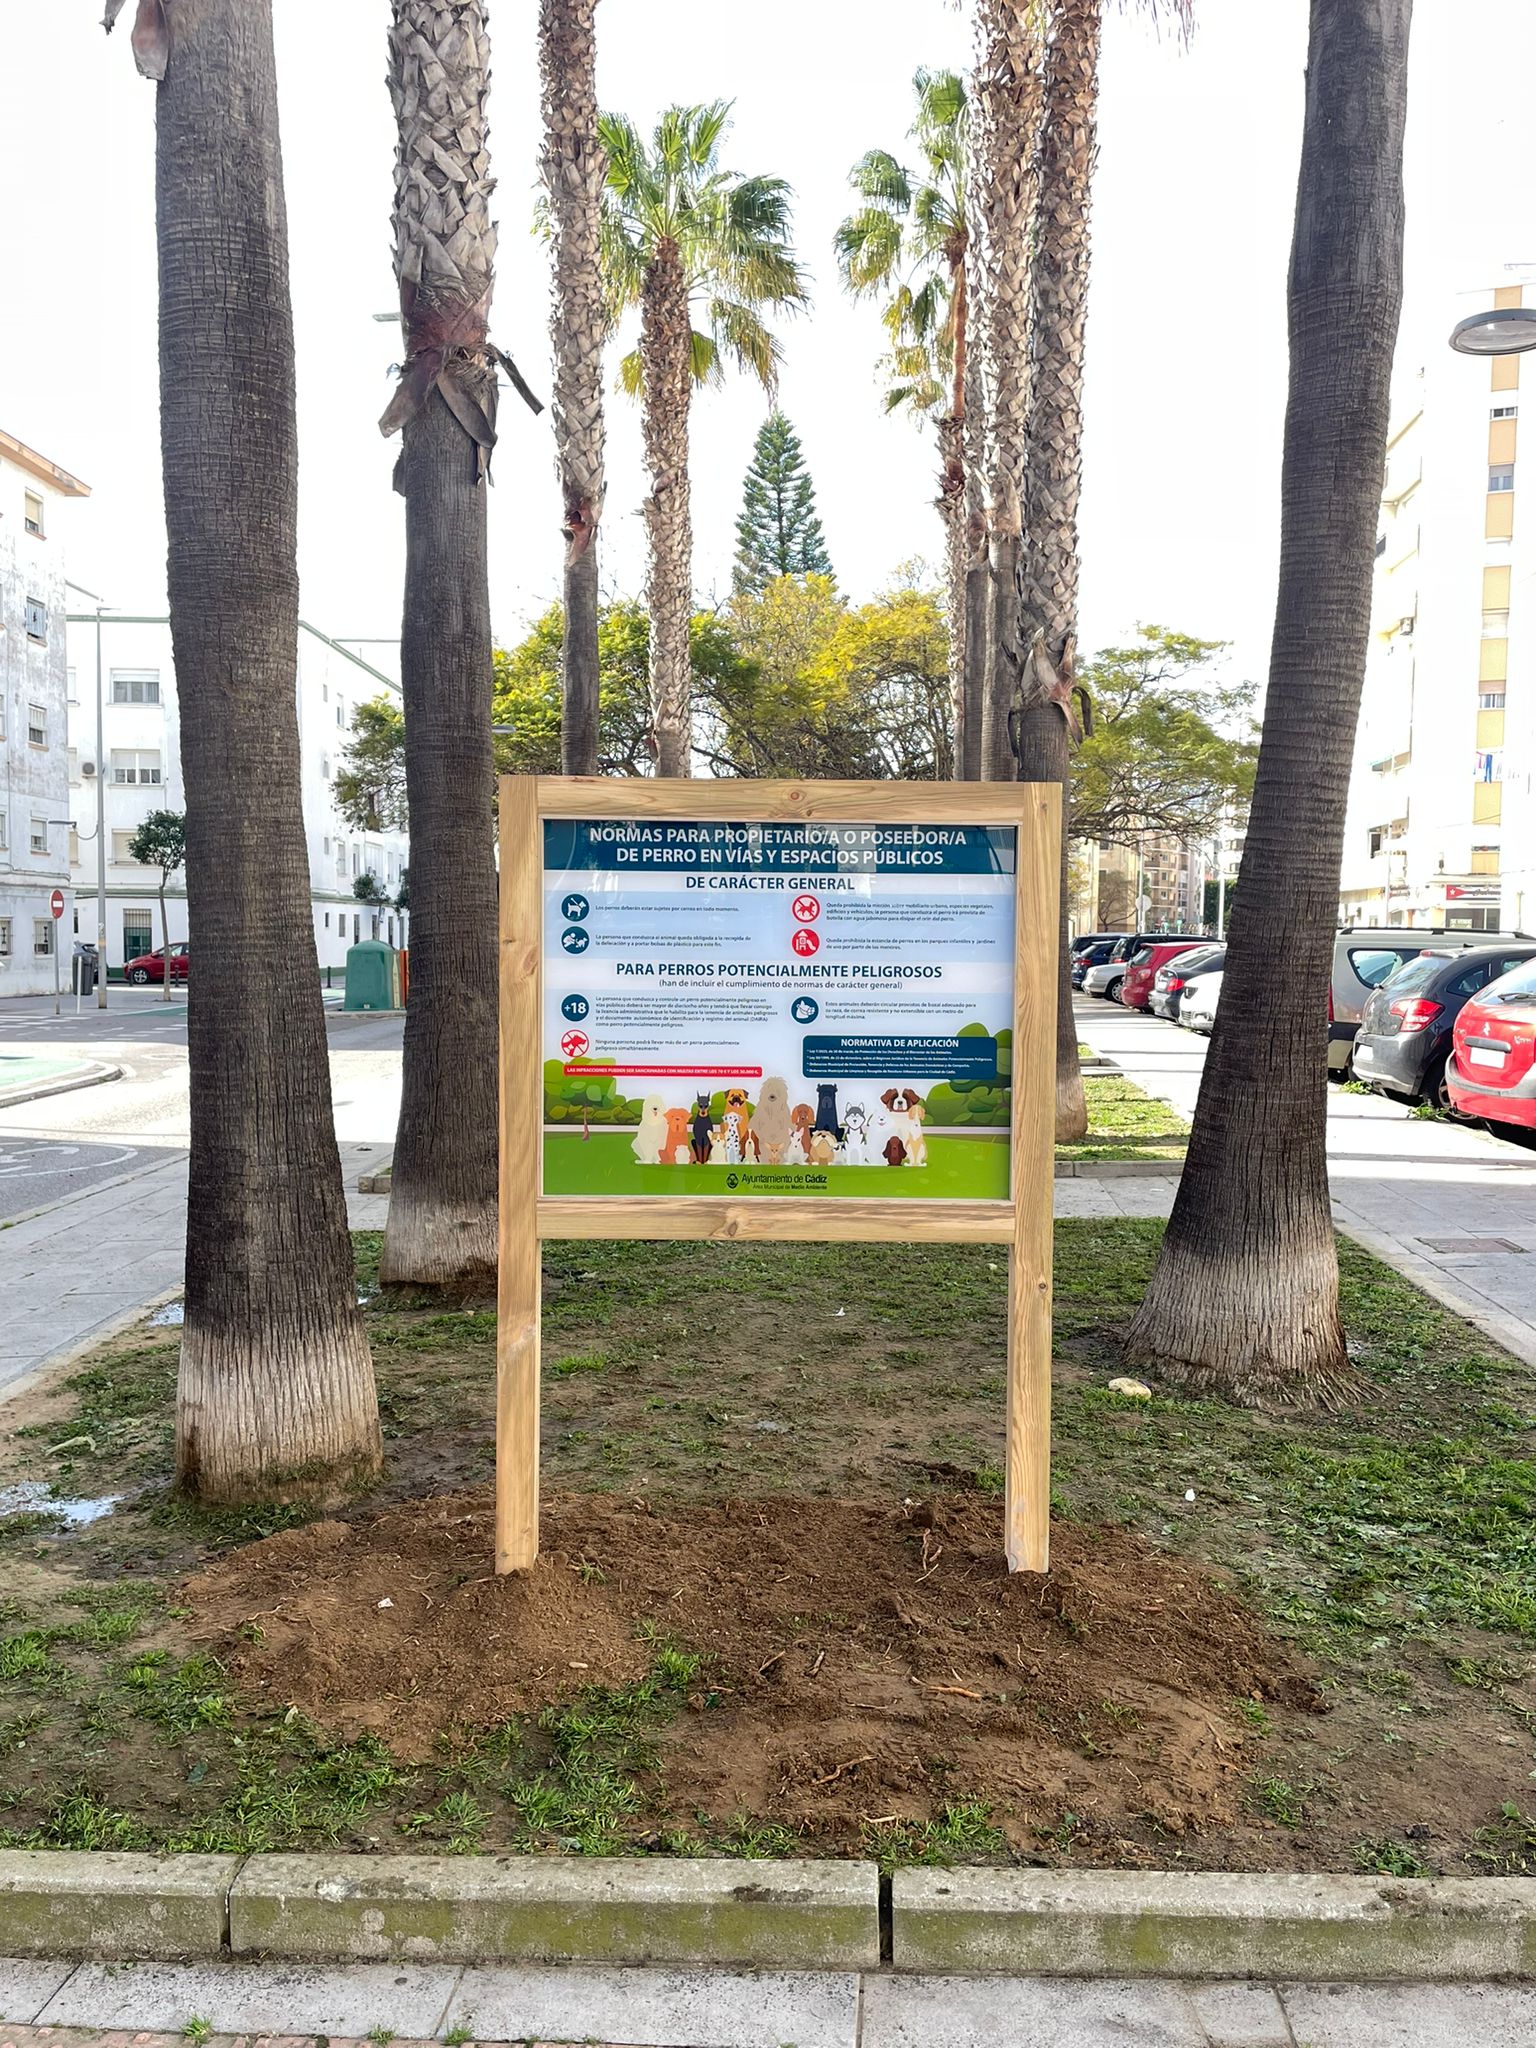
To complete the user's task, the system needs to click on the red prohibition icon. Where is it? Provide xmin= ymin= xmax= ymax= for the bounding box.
xmin=791 ymin=928 xmax=821 ymax=958
xmin=791 ymin=893 xmax=821 ymax=923
xmin=560 ymin=1028 xmax=591 ymax=1057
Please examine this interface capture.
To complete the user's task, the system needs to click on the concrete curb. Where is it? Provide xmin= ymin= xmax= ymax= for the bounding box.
xmin=0 ymin=1852 xmax=240 ymax=1959
xmin=227 ymin=1853 xmax=879 ymax=1968
xmin=890 ymin=1869 xmax=1536 ymax=1980
xmin=1054 ymin=1157 xmax=1184 ymax=1179
xmin=0 ymin=1061 xmax=123 ymax=1112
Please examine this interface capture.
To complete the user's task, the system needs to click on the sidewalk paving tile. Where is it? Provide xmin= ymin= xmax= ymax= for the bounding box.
xmin=1279 ymin=1981 xmax=1536 ymax=2047
xmin=36 ymin=1964 xmax=462 ymax=2039
xmin=1186 ymin=1981 xmax=1294 ymax=2047
xmin=0 ymin=1964 xmax=78 ymax=2025
xmin=445 ymin=1963 xmax=859 ymax=2048
xmin=859 ymin=1973 xmax=1203 ymax=2047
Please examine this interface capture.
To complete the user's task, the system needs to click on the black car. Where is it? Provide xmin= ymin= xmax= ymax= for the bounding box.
xmin=1071 ymin=938 xmax=1119 ymax=988
xmin=1352 ymin=943 xmax=1536 ymax=1109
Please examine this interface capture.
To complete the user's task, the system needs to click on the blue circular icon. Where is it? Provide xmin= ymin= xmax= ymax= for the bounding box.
xmin=561 ymin=926 xmax=590 ymax=955
xmin=790 ymin=995 xmax=820 ymax=1024
xmin=562 ymin=893 xmax=590 ymax=922
xmin=561 ymin=993 xmax=590 ymax=1022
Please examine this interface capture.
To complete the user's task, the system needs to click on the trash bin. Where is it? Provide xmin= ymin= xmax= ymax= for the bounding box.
xmin=71 ymin=945 xmax=98 ymax=996
xmin=343 ymin=939 xmax=402 ymax=1012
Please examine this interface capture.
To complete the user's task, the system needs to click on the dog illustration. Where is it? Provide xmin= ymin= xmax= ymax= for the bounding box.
xmin=753 ymin=1076 xmax=792 ymax=1164
xmin=883 ymin=1134 xmax=907 ymax=1167
xmin=660 ymin=1106 xmax=693 ymax=1165
xmin=723 ymin=1087 xmax=753 ymax=1161
xmin=689 ymin=1091 xmax=714 ymax=1165
xmin=903 ymin=1098 xmax=928 ymax=1168
xmin=813 ymin=1082 xmax=842 ymax=1146
xmin=788 ymin=1102 xmax=815 ymax=1161
xmin=881 ymin=1086 xmax=925 ymax=1163
xmin=631 ymin=1094 xmax=668 ymax=1166
xmin=720 ymin=1109 xmax=745 ymax=1165
xmin=809 ymin=1129 xmax=837 ymax=1166
xmin=839 ymin=1102 xmax=872 ymax=1164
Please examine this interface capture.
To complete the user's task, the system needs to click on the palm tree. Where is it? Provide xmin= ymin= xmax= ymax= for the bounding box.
xmin=835 ymin=71 xmax=973 ymax=777
xmin=1126 ymin=0 xmax=1411 ymax=1403
xmin=378 ymin=0 xmax=504 ymax=1286
xmin=108 ymin=0 xmax=381 ymax=1498
xmin=539 ymin=0 xmax=607 ymax=777
xmin=600 ymin=102 xmax=808 ymax=778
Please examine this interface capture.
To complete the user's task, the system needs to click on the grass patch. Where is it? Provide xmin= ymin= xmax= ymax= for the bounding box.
xmin=1056 ymin=1075 xmax=1189 ymax=1163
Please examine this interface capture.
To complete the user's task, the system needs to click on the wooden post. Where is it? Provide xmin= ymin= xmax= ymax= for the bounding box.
xmin=496 ymin=777 xmax=542 ymax=1573
xmin=1005 ymin=783 xmax=1060 ymax=1573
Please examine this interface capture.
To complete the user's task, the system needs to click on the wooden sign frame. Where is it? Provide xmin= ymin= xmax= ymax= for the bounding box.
xmin=497 ymin=776 xmax=1060 ymax=1578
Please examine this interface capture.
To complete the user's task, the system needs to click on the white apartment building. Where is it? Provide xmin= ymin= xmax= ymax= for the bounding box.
xmin=64 ymin=614 xmax=410 ymax=974
xmin=0 ymin=430 xmax=88 ymax=995
xmin=1340 ymin=271 xmax=1535 ymax=934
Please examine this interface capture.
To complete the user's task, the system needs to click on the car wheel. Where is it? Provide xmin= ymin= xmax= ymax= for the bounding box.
xmin=128 ymin=967 xmax=150 ymax=985
xmin=1107 ymin=979 xmax=1123 ymax=1005
xmin=1420 ymin=1056 xmax=1456 ymax=1117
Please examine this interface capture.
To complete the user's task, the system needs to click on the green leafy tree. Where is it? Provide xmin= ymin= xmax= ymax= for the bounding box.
xmin=600 ymin=101 xmax=809 ymax=774
xmin=127 ymin=808 xmax=186 ymax=1005
xmin=732 ymin=411 xmax=833 ymax=593
xmin=1070 ymin=628 xmax=1257 ymax=848
xmin=333 ymin=697 xmax=407 ymax=833
xmin=835 ymin=70 xmax=970 ymax=766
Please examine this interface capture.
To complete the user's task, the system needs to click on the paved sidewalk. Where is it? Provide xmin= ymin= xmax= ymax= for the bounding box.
xmin=1076 ymin=998 xmax=1536 ymax=1364
xmin=0 ymin=1148 xmax=390 ymax=1401
xmin=5 ymin=1957 xmax=1536 ymax=2046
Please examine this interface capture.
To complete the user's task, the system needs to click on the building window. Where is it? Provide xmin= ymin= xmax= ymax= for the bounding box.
xmin=0 ymin=812 xmax=7 ymax=849
xmin=324 ymin=912 xmax=331 ymax=931
xmin=1471 ymin=845 xmax=1499 ymax=877
xmin=24 ymin=597 xmax=46 ymax=641
xmin=111 ymin=750 xmax=163 ymax=786
xmin=69 ymin=827 xmax=80 ymax=865
xmin=1492 ymin=405 xmax=1518 ymax=420
xmin=336 ymin=701 xmax=345 ymax=728
xmin=34 ymin=920 xmax=55 ymax=959
xmin=1480 ymin=689 xmax=1507 ymax=709
xmin=322 ymin=836 xmax=331 ymax=857
xmin=67 ymin=748 xmax=80 ymax=785
xmin=351 ymin=846 xmax=360 ymax=877
xmin=111 ymin=830 xmax=138 ymax=864
xmin=30 ymin=818 xmax=48 ymax=855
xmin=321 ymin=752 xmax=331 ymax=779
xmin=23 ymin=492 xmax=44 ymax=537
xmin=111 ymin=672 xmax=161 ymax=704
xmin=335 ymin=844 xmax=347 ymax=879
xmin=0 ymin=918 xmax=10 ymax=959
xmin=1483 ymin=609 xmax=1510 ymax=637
xmin=67 ymin=667 xmax=78 ymax=705
xmin=123 ymin=910 xmax=154 ymax=958
xmin=28 ymin=703 xmax=46 ymax=748
xmin=1489 ymin=464 xmax=1515 ymax=493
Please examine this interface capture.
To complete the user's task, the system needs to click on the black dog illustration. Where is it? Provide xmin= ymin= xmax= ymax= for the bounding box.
xmin=689 ymin=1091 xmax=713 ymax=1165
xmin=813 ymin=1081 xmax=843 ymax=1145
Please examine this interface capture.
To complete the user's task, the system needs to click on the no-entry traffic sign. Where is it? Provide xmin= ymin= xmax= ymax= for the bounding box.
xmin=49 ymin=889 xmax=64 ymax=920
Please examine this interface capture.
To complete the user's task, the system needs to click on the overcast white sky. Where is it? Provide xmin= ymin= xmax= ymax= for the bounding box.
xmin=3 ymin=0 xmax=1534 ymax=691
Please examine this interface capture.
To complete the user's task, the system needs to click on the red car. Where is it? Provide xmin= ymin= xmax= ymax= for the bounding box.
xmin=1446 ymin=955 xmax=1536 ymax=1137
xmin=1120 ymin=940 xmax=1207 ymax=1012
xmin=125 ymin=941 xmax=189 ymax=986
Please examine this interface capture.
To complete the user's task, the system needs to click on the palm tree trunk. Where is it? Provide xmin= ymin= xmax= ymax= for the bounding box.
xmin=155 ymin=0 xmax=380 ymax=1500
xmin=642 ymin=239 xmax=694 ymax=778
xmin=1014 ymin=0 xmax=1094 ymax=1144
xmin=539 ymin=0 xmax=606 ymax=778
xmin=380 ymin=0 xmax=500 ymax=1285
xmin=938 ymin=409 xmax=967 ymax=774
xmin=1125 ymin=0 xmax=1411 ymax=1404
xmin=960 ymin=133 xmax=990 ymax=785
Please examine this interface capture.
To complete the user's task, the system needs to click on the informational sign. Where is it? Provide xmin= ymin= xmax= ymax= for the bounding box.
xmin=540 ymin=818 xmax=1017 ymax=1202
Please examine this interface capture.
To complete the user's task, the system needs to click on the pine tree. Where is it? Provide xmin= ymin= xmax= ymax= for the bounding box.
xmin=732 ymin=411 xmax=834 ymax=594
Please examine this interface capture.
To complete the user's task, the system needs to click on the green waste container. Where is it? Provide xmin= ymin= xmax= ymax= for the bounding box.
xmin=344 ymin=939 xmax=402 ymax=1011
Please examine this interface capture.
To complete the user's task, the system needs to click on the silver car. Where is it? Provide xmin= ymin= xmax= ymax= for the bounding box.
xmin=1179 ymin=968 xmax=1222 ymax=1034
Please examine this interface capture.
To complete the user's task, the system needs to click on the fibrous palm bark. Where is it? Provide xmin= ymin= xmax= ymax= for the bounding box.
xmin=538 ymin=0 xmax=606 ymax=777
xmin=380 ymin=0 xmax=502 ymax=1286
xmin=641 ymin=240 xmax=695 ymax=779
xmin=144 ymin=0 xmax=381 ymax=1498
xmin=1125 ymin=0 xmax=1411 ymax=1404
xmin=1012 ymin=0 xmax=1092 ymax=1142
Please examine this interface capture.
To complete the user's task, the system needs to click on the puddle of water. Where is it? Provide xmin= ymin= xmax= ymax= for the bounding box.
xmin=147 ymin=1301 xmax=184 ymax=1326
xmin=0 ymin=1480 xmax=123 ymax=1529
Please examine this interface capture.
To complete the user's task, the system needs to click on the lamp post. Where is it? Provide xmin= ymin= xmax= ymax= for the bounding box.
xmin=1448 ymin=307 xmax=1536 ymax=357
xmin=65 ymin=580 xmax=109 ymax=1009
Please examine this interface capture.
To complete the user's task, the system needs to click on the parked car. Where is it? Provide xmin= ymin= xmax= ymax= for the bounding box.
xmin=1072 ymin=931 xmax=1130 ymax=958
xmin=1149 ymin=944 xmax=1226 ymax=1021
xmin=1328 ymin=927 xmax=1532 ymax=1075
xmin=1352 ymin=944 xmax=1536 ymax=1110
xmin=1082 ymin=933 xmax=1155 ymax=1003
xmin=1121 ymin=940 xmax=1208 ymax=1013
xmin=1071 ymin=938 xmax=1119 ymax=988
xmin=1180 ymin=968 xmax=1223 ymax=1034
xmin=125 ymin=942 xmax=189 ymax=985
xmin=1446 ymin=955 xmax=1536 ymax=1138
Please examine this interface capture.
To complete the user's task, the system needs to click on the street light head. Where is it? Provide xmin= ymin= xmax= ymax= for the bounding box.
xmin=1449 ymin=306 xmax=1536 ymax=356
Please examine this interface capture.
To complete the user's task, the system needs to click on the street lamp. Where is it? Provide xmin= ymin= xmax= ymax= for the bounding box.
xmin=64 ymin=580 xmax=110 ymax=1010
xmin=1448 ymin=306 xmax=1536 ymax=356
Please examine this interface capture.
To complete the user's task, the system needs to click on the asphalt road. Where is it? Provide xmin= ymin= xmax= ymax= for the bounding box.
xmin=0 ymin=997 xmax=403 ymax=1223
